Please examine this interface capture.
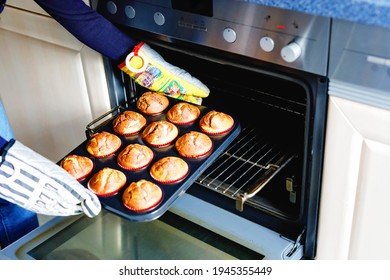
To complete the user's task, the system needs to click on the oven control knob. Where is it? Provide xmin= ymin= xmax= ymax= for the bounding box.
xmin=154 ymin=12 xmax=165 ymax=26
xmin=259 ymin=36 xmax=275 ymax=52
xmin=106 ymin=1 xmax=117 ymax=14
xmin=281 ymin=42 xmax=302 ymax=63
xmin=223 ymin=28 xmax=236 ymax=43
xmin=125 ymin=5 xmax=136 ymax=19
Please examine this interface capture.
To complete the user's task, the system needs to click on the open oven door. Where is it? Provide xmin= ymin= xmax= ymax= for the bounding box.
xmin=0 ymin=193 xmax=303 ymax=260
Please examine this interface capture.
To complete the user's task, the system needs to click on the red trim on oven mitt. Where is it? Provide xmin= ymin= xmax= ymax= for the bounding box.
xmin=118 ymin=42 xmax=209 ymax=105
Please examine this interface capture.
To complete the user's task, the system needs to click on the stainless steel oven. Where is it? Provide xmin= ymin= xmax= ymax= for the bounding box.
xmin=0 ymin=0 xmax=331 ymax=260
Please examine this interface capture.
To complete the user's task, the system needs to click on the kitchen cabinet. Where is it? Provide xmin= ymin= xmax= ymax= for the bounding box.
xmin=6 ymin=0 xmax=91 ymax=15
xmin=0 ymin=1 xmax=110 ymax=162
xmin=317 ymin=95 xmax=390 ymax=259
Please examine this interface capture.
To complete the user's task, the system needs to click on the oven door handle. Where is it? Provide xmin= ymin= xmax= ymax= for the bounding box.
xmin=85 ymin=106 xmax=124 ymax=138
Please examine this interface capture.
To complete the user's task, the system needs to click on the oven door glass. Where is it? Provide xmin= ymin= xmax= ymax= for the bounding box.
xmin=1 ymin=194 xmax=302 ymax=260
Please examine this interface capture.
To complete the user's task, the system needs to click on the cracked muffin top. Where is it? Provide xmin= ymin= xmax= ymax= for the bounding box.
xmin=86 ymin=131 xmax=121 ymax=158
xmin=175 ymin=131 xmax=212 ymax=158
xmin=112 ymin=110 xmax=146 ymax=136
xmin=136 ymin=91 xmax=169 ymax=115
xmin=141 ymin=120 xmax=178 ymax=147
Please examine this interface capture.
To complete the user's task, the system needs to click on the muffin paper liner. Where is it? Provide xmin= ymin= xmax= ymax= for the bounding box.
xmin=144 ymin=140 xmax=175 ymax=147
xmin=89 ymin=151 xmax=118 ymax=159
xmin=200 ymin=124 xmax=234 ymax=135
xmin=167 ymin=118 xmax=198 ymax=125
xmin=138 ymin=110 xmax=165 ymax=116
xmin=75 ymin=169 xmax=93 ymax=181
xmin=87 ymin=184 xmax=125 ymax=197
xmin=177 ymin=147 xmax=213 ymax=159
xmin=117 ymin=157 xmax=153 ymax=171
xmin=150 ymin=167 xmax=190 ymax=185
xmin=123 ymin=194 xmax=163 ymax=212
xmin=114 ymin=128 xmax=143 ymax=137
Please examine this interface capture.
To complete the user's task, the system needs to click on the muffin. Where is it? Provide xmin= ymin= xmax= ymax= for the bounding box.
xmin=122 ymin=179 xmax=163 ymax=212
xmin=166 ymin=102 xmax=200 ymax=125
xmin=142 ymin=120 xmax=178 ymax=147
xmin=59 ymin=154 xmax=93 ymax=180
xmin=86 ymin=131 xmax=121 ymax=158
xmin=150 ymin=156 xmax=189 ymax=184
xmin=112 ymin=110 xmax=146 ymax=136
xmin=117 ymin=143 xmax=154 ymax=170
xmin=136 ymin=91 xmax=169 ymax=115
xmin=175 ymin=131 xmax=213 ymax=158
xmin=88 ymin=167 xmax=127 ymax=197
xmin=199 ymin=110 xmax=234 ymax=135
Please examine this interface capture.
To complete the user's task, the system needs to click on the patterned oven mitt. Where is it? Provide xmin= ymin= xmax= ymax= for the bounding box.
xmin=119 ymin=42 xmax=210 ymax=105
xmin=0 ymin=137 xmax=101 ymax=218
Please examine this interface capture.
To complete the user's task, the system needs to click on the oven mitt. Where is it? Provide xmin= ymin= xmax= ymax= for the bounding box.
xmin=118 ymin=42 xmax=209 ymax=105
xmin=0 ymin=138 xmax=101 ymax=218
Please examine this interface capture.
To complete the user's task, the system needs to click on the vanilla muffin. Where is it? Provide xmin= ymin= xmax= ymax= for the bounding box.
xmin=122 ymin=179 xmax=163 ymax=212
xmin=175 ymin=131 xmax=213 ymax=158
xmin=88 ymin=167 xmax=127 ymax=197
xmin=136 ymin=91 xmax=169 ymax=115
xmin=117 ymin=143 xmax=154 ymax=170
xmin=199 ymin=110 xmax=234 ymax=135
xmin=86 ymin=131 xmax=121 ymax=158
xmin=142 ymin=120 xmax=178 ymax=147
xmin=60 ymin=155 xmax=93 ymax=180
xmin=112 ymin=110 xmax=146 ymax=136
xmin=150 ymin=156 xmax=189 ymax=184
xmin=167 ymin=102 xmax=200 ymax=125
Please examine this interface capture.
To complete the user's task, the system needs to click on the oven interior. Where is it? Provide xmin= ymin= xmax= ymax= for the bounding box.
xmin=109 ymin=29 xmax=327 ymax=251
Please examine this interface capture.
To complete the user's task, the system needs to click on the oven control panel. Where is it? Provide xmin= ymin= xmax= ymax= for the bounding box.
xmin=97 ymin=0 xmax=331 ymax=76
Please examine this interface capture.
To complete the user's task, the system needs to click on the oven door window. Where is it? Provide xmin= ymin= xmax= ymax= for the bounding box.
xmin=19 ymin=210 xmax=263 ymax=260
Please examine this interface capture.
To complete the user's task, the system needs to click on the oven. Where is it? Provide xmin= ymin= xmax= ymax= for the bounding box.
xmin=0 ymin=0 xmax=330 ymax=260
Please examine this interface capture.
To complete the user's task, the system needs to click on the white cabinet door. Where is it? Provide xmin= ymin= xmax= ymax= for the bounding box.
xmin=316 ymin=96 xmax=390 ymax=259
xmin=6 ymin=0 xmax=91 ymax=15
xmin=0 ymin=5 xmax=111 ymax=162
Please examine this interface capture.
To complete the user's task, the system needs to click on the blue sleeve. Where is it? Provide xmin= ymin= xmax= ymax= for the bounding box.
xmin=33 ymin=0 xmax=136 ymax=63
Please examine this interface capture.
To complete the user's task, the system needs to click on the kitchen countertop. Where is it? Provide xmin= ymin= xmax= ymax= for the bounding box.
xmin=244 ymin=0 xmax=390 ymax=29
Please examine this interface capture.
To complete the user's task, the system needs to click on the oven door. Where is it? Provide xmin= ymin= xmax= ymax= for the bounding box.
xmin=0 ymin=193 xmax=303 ymax=260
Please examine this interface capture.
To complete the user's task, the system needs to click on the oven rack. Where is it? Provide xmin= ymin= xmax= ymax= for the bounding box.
xmin=196 ymin=126 xmax=296 ymax=212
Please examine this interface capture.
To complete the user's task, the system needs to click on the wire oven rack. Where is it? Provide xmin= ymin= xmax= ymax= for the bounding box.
xmin=195 ymin=126 xmax=296 ymax=212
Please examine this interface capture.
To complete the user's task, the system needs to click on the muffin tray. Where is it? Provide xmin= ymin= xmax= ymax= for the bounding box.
xmin=60 ymin=98 xmax=240 ymax=222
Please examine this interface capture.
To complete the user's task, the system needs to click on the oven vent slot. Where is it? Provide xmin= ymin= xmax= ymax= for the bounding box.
xmin=196 ymin=126 xmax=296 ymax=212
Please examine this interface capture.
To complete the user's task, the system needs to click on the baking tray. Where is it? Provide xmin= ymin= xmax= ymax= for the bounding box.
xmin=60 ymin=97 xmax=240 ymax=222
